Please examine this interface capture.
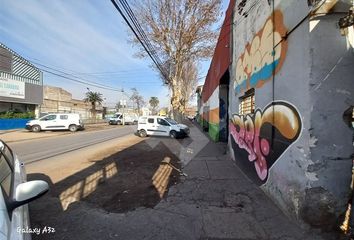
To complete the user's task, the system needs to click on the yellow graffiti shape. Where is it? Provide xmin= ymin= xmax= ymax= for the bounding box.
xmin=261 ymin=104 xmax=301 ymax=140
xmin=248 ymin=35 xmax=262 ymax=74
xmin=234 ymin=58 xmax=247 ymax=89
xmin=259 ymin=20 xmax=282 ymax=68
xmin=234 ymin=10 xmax=287 ymax=93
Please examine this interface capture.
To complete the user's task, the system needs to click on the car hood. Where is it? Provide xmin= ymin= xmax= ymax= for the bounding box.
xmin=177 ymin=124 xmax=189 ymax=129
xmin=27 ymin=119 xmax=38 ymax=124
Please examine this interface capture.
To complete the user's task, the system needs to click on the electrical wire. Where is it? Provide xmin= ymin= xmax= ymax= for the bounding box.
xmin=0 ymin=52 xmax=124 ymax=91
xmin=110 ymin=0 xmax=170 ymax=84
xmin=119 ymin=0 xmax=169 ymax=82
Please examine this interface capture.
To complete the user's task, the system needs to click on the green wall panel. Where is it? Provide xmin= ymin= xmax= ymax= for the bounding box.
xmin=208 ymin=122 xmax=219 ymax=142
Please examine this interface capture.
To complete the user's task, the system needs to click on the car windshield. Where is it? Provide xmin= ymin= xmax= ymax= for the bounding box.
xmin=165 ymin=118 xmax=178 ymax=125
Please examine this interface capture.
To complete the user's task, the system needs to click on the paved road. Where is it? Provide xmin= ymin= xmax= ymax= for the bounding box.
xmin=8 ymin=126 xmax=136 ymax=163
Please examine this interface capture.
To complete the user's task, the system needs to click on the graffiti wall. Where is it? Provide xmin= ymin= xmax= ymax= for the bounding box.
xmin=229 ymin=101 xmax=302 ymax=185
xmin=231 ymin=6 xmax=292 ymax=185
xmin=234 ymin=10 xmax=287 ymax=94
xmin=230 ymin=0 xmax=353 ymax=228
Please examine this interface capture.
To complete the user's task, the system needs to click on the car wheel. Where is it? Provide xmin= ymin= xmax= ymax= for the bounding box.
xmin=139 ymin=130 xmax=147 ymax=137
xmin=169 ymin=130 xmax=177 ymax=139
xmin=69 ymin=124 xmax=78 ymax=132
xmin=32 ymin=125 xmax=41 ymax=132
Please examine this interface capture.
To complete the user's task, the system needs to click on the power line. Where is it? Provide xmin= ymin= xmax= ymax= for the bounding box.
xmin=41 ymin=69 xmax=122 ymax=91
xmin=0 ymin=52 xmax=124 ymax=91
xmin=117 ymin=0 xmax=168 ymax=78
xmin=110 ymin=0 xmax=170 ymax=84
xmin=33 ymin=61 xmax=122 ymax=90
xmin=120 ymin=0 xmax=160 ymax=59
xmin=28 ymin=57 xmax=152 ymax=75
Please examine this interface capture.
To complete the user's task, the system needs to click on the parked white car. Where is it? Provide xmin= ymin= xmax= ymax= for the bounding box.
xmin=108 ymin=113 xmax=138 ymax=125
xmin=25 ymin=113 xmax=84 ymax=132
xmin=0 ymin=140 xmax=49 ymax=240
xmin=137 ymin=116 xmax=189 ymax=138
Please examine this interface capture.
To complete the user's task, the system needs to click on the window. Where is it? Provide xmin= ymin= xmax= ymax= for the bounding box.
xmin=60 ymin=115 xmax=68 ymax=120
xmin=138 ymin=117 xmax=147 ymax=124
xmin=148 ymin=118 xmax=154 ymax=124
xmin=40 ymin=115 xmax=56 ymax=121
xmin=165 ymin=118 xmax=178 ymax=125
xmin=157 ymin=118 xmax=169 ymax=126
xmin=239 ymin=88 xmax=255 ymax=115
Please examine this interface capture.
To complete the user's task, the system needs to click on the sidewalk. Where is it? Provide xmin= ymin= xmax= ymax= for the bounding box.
xmin=29 ymin=122 xmax=340 ymax=240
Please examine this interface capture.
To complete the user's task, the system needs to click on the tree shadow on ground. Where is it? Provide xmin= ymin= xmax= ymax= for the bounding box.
xmin=27 ymin=139 xmax=181 ymax=239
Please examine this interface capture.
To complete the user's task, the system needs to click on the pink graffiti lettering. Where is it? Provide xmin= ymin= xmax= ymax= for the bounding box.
xmin=229 ymin=117 xmax=269 ymax=180
xmin=230 ymin=102 xmax=302 ymax=183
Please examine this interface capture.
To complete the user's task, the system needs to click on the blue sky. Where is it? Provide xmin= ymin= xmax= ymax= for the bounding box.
xmin=0 ymin=0 xmax=229 ymax=108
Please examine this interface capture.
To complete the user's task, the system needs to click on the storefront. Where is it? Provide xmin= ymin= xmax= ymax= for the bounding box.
xmin=0 ymin=43 xmax=43 ymax=129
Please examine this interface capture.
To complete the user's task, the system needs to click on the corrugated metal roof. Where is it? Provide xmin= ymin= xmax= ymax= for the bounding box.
xmin=0 ymin=43 xmax=42 ymax=85
xmin=201 ymin=0 xmax=235 ymax=103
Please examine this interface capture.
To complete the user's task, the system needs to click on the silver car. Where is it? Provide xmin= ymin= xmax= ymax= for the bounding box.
xmin=0 ymin=140 xmax=49 ymax=240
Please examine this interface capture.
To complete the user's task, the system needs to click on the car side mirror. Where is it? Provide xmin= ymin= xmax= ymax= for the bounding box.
xmin=9 ymin=180 xmax=49 ymax=212
xmin=0 ymin=141 xmax=4 ymax=151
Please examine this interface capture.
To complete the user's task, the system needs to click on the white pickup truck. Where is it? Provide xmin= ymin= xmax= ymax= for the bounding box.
xmin=108 ymin=113 xmax=138 ymax=125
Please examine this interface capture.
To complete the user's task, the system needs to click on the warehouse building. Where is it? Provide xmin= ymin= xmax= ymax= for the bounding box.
xmin=0 ymin=43 xmax=43 ymax=115
xmin=41 ymin=85 xmax=105 ymax=121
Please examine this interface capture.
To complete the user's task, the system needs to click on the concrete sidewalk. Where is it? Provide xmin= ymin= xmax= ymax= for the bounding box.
xmin=30 ymin=123 xmax=341 ymax=240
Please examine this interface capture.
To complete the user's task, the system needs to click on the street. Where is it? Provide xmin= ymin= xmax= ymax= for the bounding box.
xmin=0 ymin=0 xmax=352 ymax=238
xmin=8 ymin=123 xmax=339 ymax=240
xmin=8 ymin=125 xmax=136 ymax=163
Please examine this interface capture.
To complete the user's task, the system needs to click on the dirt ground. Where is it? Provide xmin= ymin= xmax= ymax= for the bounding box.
xmin=27 ymin=134 xmax=182 ymax=239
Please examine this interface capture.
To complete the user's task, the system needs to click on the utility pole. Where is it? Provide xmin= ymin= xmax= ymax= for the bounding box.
xmin=120 ymin=99 xmax=126 ymax=125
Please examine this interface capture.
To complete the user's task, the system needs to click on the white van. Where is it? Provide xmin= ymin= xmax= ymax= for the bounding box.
xmin=108 ymin=112 xmax=138 ymax=125
xmin=137 ymin=116 xmax=189 ymax=138
xmin=25 ymin=113 xmax=84 ymax=132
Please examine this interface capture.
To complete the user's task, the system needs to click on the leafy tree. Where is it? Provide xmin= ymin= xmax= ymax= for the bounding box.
xmin=130 ymin=88 xmax=145 ymax=115
xmin=84 ymin=91 xmax=104 ymax=119
xmin=130 ymin=0 xmax=222 ymax=120
xmin=149 ymin=97 xmax=160 ymax=115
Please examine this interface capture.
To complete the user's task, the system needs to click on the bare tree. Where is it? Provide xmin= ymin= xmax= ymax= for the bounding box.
xmin=130 ymin=88 xmax=145 ymax=115
xmin=131 ymin=0 xmax=221 ymax=120
xmin=180 ymin=60 xmax=199 ymax=112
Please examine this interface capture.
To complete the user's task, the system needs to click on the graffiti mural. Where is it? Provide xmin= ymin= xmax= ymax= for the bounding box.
xmin=230 ymin=101 xmax=302 ymax=185
xmin=234 ymin=10 xmax=288 ymax=93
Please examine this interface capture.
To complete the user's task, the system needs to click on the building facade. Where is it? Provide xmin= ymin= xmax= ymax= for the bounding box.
xmin=0 ymin=43 xmax=43 ymax=115
xmin=41 ymin=85 xmax=104 ymax=120
xmin=199 ymin=0 xmax=354 ymax=230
